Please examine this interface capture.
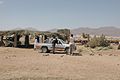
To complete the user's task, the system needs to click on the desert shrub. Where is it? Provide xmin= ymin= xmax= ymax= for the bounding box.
xmin=82 ymin=33 xmax=90 ymax=41
xmin=96 ymin=47 xmax=103 ymax=51
xmin=84 ymin=44 xmax=89 ymax=47
xmin=108 ymin=46 xmax=113 ymax=49
xmin=88 ymin=35 xmax=110 ymax=48
xmin=97 ymin=34 xmax=110 ymax=47
xmin=88 ymin=36 xmax=99 ymax=48
xmin=82 ymin=33 xmax=88 ymax=38
xmin=78 ymin=48 xmax=83 ymax=53
xmin=102 ymin=47 xmax=109 ymax=50
xmin=96 ymin=46 xmax=113 ymax=51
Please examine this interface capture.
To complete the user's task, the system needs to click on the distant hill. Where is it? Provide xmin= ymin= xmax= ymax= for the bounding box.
xmin=11 ymin=27 xmax=38 ymax=31
xmin=48 ymin=28 xmax=58 ymax=32
xmin=24 ymin=27 xmax=38 ymax=31
xmin=71 ymin=27 xmax=120 ymax=37
xmin=12 ymin=28 xmax=23 ymax=30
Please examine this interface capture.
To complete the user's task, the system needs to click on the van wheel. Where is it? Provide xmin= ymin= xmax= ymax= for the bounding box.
xmin=65 ymin=47 xmax=69 ymax=54
xmin=7 ymin=43 xmax=14 ymax=47
xmin=41 ymin=47 xmax=48 ymax=53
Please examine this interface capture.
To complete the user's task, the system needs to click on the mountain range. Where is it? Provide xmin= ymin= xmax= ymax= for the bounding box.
xmin=71 ymin=27 xmax=120 ymax=37
xmin=48 ymin=27 xmax=120 ymax=37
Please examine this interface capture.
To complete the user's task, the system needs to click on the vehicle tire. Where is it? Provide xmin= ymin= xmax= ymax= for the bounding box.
xmin=8 ymin=43 xmax=14 ymax=47
xmin=0 ymin=41 xmax=5 ymax=47
xmin=41 ymin=47 xmax=48 ymax=53
xmin=65 ymin=47 xmax=69 ymax=54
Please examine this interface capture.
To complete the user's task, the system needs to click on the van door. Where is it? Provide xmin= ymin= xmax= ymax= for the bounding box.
xmin=55 ymin=40 xmax=64 ymax=51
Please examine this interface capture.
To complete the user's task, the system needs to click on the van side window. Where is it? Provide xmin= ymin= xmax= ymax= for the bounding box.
xmin=58 ymin=41 xmax=62 ymax=44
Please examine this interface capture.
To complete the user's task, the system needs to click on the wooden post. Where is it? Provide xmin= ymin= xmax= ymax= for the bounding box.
xmin=0 ymin=35 xmax=4 ymax=47
xmin=25 ymin=34 xmax=29 ymax=48
xmin=14 ymin=32 xmax=17 ymax=47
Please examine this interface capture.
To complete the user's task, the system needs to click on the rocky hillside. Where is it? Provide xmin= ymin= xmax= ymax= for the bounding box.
xmin=71 ymin=27 xmax=120 ymax=37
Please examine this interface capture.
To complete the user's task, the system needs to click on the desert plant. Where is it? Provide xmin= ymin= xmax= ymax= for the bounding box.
xmin=78 ymin=48 xmax=83 ymax=53
xmin=98 ymin=34 xmax=110 ymax=47
xmin=88 ymin=36 xmax=99 ymax=48
xmin=88 ymin=35 xmax=110 ymax=48
xmin=96 ymin=47 xmax=103 ymax=51
xmin=84 ymin=44 xmax=89 ymax=47
xmin=102 ymin=47 xmax=109 ymax=50
xmin=82 ymin=33 xmax=87 ymax=38
xmin=108 ymin=46 xmax=113 ymax=49
xmin=82 ymin=33 xmax=90 ymax=40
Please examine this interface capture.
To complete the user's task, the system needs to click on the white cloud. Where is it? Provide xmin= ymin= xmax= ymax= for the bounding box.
xmin=0 ymin=1 xmax=4 ymax=5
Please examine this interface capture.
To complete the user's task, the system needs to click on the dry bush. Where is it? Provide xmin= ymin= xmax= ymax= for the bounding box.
xmin=88 ymin=35 xmax=110 ymax=48
xmin=78 ymin=48 xmax=83 ymax=53
xmin=108 ymin=46 xmax=113 ymax=49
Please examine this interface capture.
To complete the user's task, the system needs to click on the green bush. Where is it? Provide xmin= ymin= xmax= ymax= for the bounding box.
xmin=97 ymin=34 xmax=110 ymax=47
xmin=88 ymin=35 xmax=110 ymax=48
xmin=88 ymin=36 xmax=99 ymax=48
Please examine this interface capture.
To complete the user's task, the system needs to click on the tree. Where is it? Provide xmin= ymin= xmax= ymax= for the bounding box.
xmin=57 ymin=29 xmax=70 ymax=41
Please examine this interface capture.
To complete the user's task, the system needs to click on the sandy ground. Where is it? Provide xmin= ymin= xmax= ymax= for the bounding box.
xmin=0 ymin=47 xmax=120 ymax=80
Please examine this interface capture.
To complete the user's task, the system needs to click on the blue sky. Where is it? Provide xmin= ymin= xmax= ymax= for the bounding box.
xmin=0 ymin=0 xmax=120 ymax=31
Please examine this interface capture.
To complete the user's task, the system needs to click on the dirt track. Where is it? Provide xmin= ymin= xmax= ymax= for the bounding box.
xmin=0 ymin=47 xmax=120 ymax=80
